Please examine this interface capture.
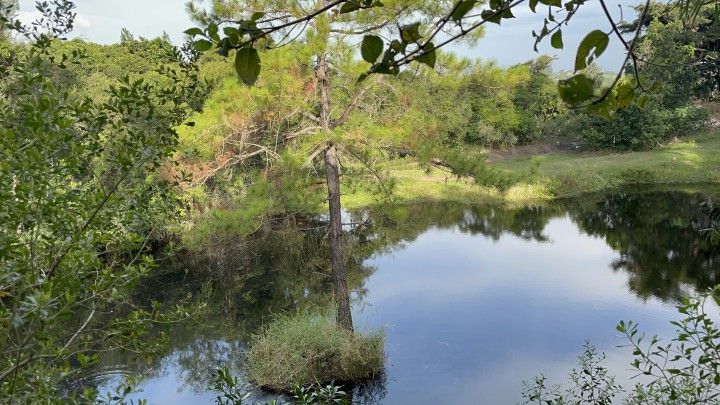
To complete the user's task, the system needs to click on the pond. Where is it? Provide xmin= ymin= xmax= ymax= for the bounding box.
xmin=93 ymin=187 xmax=720 ymax=404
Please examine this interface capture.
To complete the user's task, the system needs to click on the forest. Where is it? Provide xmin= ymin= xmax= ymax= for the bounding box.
xmin=2 ymin=0 xmax=720 ymax=403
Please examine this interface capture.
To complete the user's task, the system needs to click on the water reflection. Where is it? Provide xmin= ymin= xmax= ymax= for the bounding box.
xmin=563 ymin=191 xmax=720 ymax=300
xmin=97 ymin=188 xmax=720 ymax=404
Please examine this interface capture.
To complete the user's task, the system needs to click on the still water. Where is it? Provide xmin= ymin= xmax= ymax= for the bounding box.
xmin=95 ymin=187 xmax=720 ymax=404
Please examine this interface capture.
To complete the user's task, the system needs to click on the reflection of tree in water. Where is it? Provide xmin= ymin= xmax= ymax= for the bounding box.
xmin=96 ymin=204 xmax=558 ymax=396
xmin=93 ymin=189 xmax=720 ymax=398
xmin=172 ymin=339 xmax=246 ymax=393
xmin=353 ymin=202 xmax=556 ymax=255
xmin=95 ymin=218 xmax=381 ymax=394
xmin=361 ymin=192 xmax=720 ymax=303
xmin=564 ymin=191 xmax=720 ymax=301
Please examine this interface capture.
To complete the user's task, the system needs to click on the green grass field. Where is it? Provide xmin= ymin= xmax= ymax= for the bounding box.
xmin=342 ymin=130 xmax=720 ymax=209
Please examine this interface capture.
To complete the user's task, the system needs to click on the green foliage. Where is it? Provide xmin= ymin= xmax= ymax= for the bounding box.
xmin=0 ymin=1 xmax=206 ymax=401
xmin=212 ymin=366 xmax=252 ymax=405
xmin=524 ymin=289 xmax=720 ymax=404
xmin=556 ymin=4 xmax=712 ymax=150
xmin=245 ymin=312 xmax=384 ymax=391
xmin=619 ymin=291 xmax=720 ymax=403
xmin=575 ymin=30 xmax=610 ymax=72
xmin=235 ymin=47 xmax=261 ymax=85
xmin=95 ymin=375 xmax=148 ymax=405
xmin=42 ymin=34 xmax=183 ymax=102
xmin=522 ymin=342 xmax=622 ymax=404
xmin=291 ymin=382 xmax=349 ymax=405
xmin=361 ymin=35 xmax=383 ymax=63
xmin=184 ymin=0 xmax=685 ymax=117
xmin=567 ymin=104 xmax=709 ymax=150
xmin=211 ymin=366 xmax=350 ymax=405
xmin=418 ymin=56 xmax=559 ymax=147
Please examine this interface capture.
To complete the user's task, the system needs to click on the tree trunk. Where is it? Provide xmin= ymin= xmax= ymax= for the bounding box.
xmin=316 ymin=50 xmax=353 ymax=331
xmin=324 ymin=142 xmax=353 ymax=332
xmin=317 ymin=53 xmax=331 ymax=126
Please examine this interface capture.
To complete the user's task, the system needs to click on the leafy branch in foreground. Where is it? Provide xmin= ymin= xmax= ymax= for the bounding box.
xmin=182 ymin=0 xmax=708 ymax=115
xmin=0 ymin=0 xmax=207 ymax=401
xmin=523 ymin=288 xmax=720 ymax=404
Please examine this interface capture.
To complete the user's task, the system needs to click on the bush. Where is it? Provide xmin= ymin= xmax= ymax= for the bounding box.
xmin=582 ymin=106 xmax=671 ymax=150
xmin=668 ymin=105 xmax=710 ymax=135
xmin=523 ymin=289 xmax=720 ymax=404
xmin=551 ymin=104 xmax=709 ymax=151
xmin=246 ymin=312 xmax=384 ymax=391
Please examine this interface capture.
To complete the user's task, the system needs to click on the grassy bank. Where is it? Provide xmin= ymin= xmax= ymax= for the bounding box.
xmin=343 ymin=130 xmax=720 ymax=209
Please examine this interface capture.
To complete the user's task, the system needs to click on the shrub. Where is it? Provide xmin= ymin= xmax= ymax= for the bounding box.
xmin=546 ymin=104 xmax=709 ymax=151
xmin=523 ymin=289 xmax=720 ymax=404
xmin=582 ymin=106 xmax=671 ymax=150
xmin=668 ymin=105 xmax=710 ymax=135
xmin=246 ymin=312 xmax=384 ymax=391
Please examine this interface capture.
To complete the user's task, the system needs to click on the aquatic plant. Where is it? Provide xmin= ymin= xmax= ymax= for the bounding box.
xmin=245 ymin=312 xmax=384 ymax=391
xmin=212 ymin=366 xmax=349 ymax=405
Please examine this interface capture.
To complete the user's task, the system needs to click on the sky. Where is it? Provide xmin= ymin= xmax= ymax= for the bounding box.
xmin=17 ymin=0 xmax=640 ymax=72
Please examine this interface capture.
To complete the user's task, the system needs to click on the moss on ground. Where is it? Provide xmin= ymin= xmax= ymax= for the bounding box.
xmin=245 ymin=312 xmax=384 ymax=391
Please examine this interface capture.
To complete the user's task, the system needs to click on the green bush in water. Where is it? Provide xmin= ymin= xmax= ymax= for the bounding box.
xmin=246 ymin=312 xmax=384 ymax=391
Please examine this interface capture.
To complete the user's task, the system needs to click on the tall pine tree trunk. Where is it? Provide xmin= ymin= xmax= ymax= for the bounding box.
xmin=317 ymin=52 xmax=353 ymax=331
xmin=324 ymin=142 xmax=353 ymax=331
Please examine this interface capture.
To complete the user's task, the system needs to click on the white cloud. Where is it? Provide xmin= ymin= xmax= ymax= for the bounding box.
xmin=74 ymin=14 xmax=92 ymax=29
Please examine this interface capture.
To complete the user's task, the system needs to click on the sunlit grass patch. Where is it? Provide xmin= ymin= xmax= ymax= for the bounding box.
xmin=246 ymin=312 xmax=384 ymax=391
xmin=342 ymin=160 xmax=555 ymax=209
xmin=495 ymin=131 xmax=720 ymax=197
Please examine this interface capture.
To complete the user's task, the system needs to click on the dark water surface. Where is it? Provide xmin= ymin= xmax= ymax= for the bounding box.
xmin=96 ymin=187 xmax=720 ymax=404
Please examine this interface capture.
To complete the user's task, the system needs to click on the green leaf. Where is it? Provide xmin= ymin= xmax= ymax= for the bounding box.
xmin=575 ymin=30 xmax=609 ymax=72
xmin=452 ymin=0 xmax=477 ymax=21
xmin=529 ymin=0 xmax=539 ymax=12
xmin=223 ymin=27 xmax=239 ymax=36
xmin=207 ymin=24 xmax=220 ymax=41
xmin=193 ymin=39 xmax=213 ymax=52
xmin=340 ymin=1 xmax=362 ymax=14
xmin=184 ymin=27 xmax=204 ymax=37
xmin=539 ymin=0 xmax=561 ymax=6
xmin=417 ymin=42 xmax=437 ymax=68
xmin=250 ymin=11 xmax=265 ymax=21
xmin=558 ymin=73 xmax=595 ymax=105
xmin=361 ymin=35 xmax=384 ymax=63
xmin=615 ymin=80 xmax=636 ymax=109
xmin=637 ymin=93 xmax=650 ymax=108
xmin=400 ymin=22 xmax=422 ymax=43
xmin=586 ymin=93 xmax=617 ymax=119
xmin=390 ymin=40 xmax=407 ymax=53
xmin=481 ymin=10 xmax=502 ymax=24
xmin=234 ymin=47 xmax=261 ymax=86
xmin=550 ymin=30 xmax=563 ymax=49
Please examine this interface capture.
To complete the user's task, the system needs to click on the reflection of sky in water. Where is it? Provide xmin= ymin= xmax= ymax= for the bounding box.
xmin=107 ymin=209 xmax=687 ymax=404
xmin=354 ymin=216 xmax=677 ymax=404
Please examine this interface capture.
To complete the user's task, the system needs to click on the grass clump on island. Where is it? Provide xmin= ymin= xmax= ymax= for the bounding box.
xmin=246 ymin=312 xmax=384 ymax=391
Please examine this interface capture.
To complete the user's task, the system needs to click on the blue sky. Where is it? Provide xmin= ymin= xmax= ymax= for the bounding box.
xmin=17 ymin=0 xmax=638 ymax=72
